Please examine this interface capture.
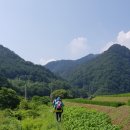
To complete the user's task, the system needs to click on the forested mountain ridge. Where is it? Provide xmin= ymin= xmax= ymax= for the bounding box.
xmin=0 ymin=45 xmax=58 ymax=82
xmin=69 ymin=44 xmax=130 ymax=95
xmin=45 ymin=54 xmax=97 ymax=79
xmin=45 ymin=44 xmax=130 ymax=95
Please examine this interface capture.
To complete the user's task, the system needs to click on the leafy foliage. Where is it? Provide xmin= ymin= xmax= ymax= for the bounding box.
xmin=0 ymin=98 xmax=121 ymax=130
xmin=63 ymin=106 xmax=121 ymax=130
xmin=0 ymin=76 xmax=11 ymax=88
xmin=0 ymin=98 xmax=63 ymax=130
xmin=50 ymin=89 xmax=68 ymax=99
xmin=10 ymin=79 xmax=50 ymax=97
xmin=0 ymin=88 xmax=20 ymax=109
xmin=48 ymin=80 xmax=70 ymax=92
xmin=32 ymin=96 xmax=50 ymax=105
xmin=10 ymin=79 xmax=71 ymax=97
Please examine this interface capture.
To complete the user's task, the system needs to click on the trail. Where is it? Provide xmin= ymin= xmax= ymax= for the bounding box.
xmin=48 ymin=106 xmax=64 ymax=130
xmin=65 ymin=101 xmax=130 ymax=130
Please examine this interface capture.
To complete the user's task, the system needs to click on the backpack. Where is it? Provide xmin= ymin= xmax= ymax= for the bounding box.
xmin=56 ymin=101 xmax=62 ymax=110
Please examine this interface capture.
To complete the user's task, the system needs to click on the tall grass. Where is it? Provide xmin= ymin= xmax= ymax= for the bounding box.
xmin=65 ymin=98 xmax=125 ymax=107
xmin=0 ymin=98 xmax=64 ymax=130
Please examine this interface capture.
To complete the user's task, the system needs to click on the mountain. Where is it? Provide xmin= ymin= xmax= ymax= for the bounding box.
xmin=45 ymin=44 xmax=130 ymax=95
xmin=69 ymin=44 xmax=130 ymax=95
xmin=45 ymin=54 xmax=97 ymax=79
xmin=0 ymin=45 xmax=58 ymax=82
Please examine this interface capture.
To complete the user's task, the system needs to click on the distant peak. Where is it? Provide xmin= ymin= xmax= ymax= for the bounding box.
xmin=108 ymin=44 xmax=129 ymax=51
xmin=109 ymin=44 xmax=122 ymax=48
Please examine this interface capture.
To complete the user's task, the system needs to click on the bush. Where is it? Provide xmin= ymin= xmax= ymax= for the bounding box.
xmin=50 ymin=89 xmax=68 ymax=99
xmin=19 ymin=100 xmax=30 ymax=110
xmin=0 ymin=88 xmax=20 ymax=109
xmin=15 ymin=109 xmax=40 ymax=120
xmin=32 ymin=96 xmax=50 ymax=105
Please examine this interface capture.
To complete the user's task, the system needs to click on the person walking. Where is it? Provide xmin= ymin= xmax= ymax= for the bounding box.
xmin=54 ymin=97 xmax=64 ymax=122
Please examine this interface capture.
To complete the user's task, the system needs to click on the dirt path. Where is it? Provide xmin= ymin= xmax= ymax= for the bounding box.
xmin=65 ymin=102 xmax=130 ymax=130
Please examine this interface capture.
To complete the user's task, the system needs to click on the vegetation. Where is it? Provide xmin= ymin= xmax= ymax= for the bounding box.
xmin=50 ymin=89 xmax=68 ymax=99
xmin=45 ymin=54 xmax=97 ymax=79
xmin=0 ymin=88 xmax=20 ymax=109
xmin=10 ymin=79 xmax=50 ymax=97
xmin=65 ymin=99 xmax=130 ymax=130
xmin=9 ymin=79 xmax=71 ymax=98
xmin=101 ymin=93 xmax=130 ymax=97
xmin=0 ymin=45 xmax=58 ymax=83
xmin=47 ymin=44 xmax=130 ymax=95
xmin=65 ymin=98 xmax=125 ymax=107
xmin=0 ymin=76 xmax=12 ymax=88
xmin=63 ymin=106 xmax=121 ymax=130
xmin=0 ymin=99 xmax=63 ymax=130
xmin=0 ymin=97 xmax=121 ymax=130
xmin=128 ymin=100 xmax=130 ymax=106
xmin=93 ymin=96 xmax=130 ymax=103
xmin=0 ymin=44 xmax=130 ymax=129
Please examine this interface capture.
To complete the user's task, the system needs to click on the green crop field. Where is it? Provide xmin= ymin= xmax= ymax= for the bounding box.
xmin=63 ymin=106 xmax=120 ymax=130
xmin=65 ymin=98 xmax=125 ymax=107
xmin=1 ymin=93 xmax=130 ymax=130
xmin=93 ymin=96 xmax=130 ymax=103
xmin=0 ymin=98 xmax=121 ymax=130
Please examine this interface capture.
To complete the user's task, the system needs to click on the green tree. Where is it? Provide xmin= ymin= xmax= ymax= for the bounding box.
xmin=50 ymin=89 xmax=68 ymax=99
xmin=48 ymin=80 xmax=70 ymax=92
xmin=0 ymin=87 xmax=20 ymax=109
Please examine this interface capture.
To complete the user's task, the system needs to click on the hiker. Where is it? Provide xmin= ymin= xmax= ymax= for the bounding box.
xmin=54 ymin=97 xmax=64 ymax=122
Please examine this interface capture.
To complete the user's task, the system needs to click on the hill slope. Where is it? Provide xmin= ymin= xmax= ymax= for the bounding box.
xmin=45 ymin=54 xmax=97 ymax=79
xmin=0 ymin=45 xmax=58 ymax=83
xmin=69 ymin=44 xmax=130 ymax=95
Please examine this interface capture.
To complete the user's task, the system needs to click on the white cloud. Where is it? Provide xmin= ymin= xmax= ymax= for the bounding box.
xmin=117 ymin=30 xmax=130 ymax=48
xmin=39 ymin=58 xmax=56 ymax=65
xmin=102 ymin=30 xmax=130 ymax=52
xmin=68 ymin=37 xmax=88 ymax=59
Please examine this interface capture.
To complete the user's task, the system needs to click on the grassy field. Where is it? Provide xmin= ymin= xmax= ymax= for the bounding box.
xmin=100 ymin=93 xmax=130 ymax=97
xmin=0 ymin=105 xmax=121 ymax=130
xmin=0 ymin=98 xmax=121 ymax=130
xmin=1 ymin=94 xmax=130 ymax=130
xmin=65 ymin=98 xmax=125 ymax=107
xmin=0 ymin=105 xmax=63 ymax=130
xmin=92 ymin=96 xmax=130 ymax=103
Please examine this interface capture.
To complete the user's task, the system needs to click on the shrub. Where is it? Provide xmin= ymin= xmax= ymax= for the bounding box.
xmin=19 ymin=100 xmax=30 ymax=110
xmin=50 ymin=89 xmax=68 ymax=99
xmin=32 ymin=96 xmax=50 ymax=105
xmin=0 ymin=88 xmax=20 ymax=109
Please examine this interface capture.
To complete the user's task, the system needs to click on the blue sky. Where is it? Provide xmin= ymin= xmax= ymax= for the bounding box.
xmin=0 ymin=0 xmax=130 ymax=65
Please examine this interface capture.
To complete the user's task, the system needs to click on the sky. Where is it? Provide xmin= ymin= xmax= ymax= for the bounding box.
xmin=0 ymin=0 xmax=130 ymax=65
